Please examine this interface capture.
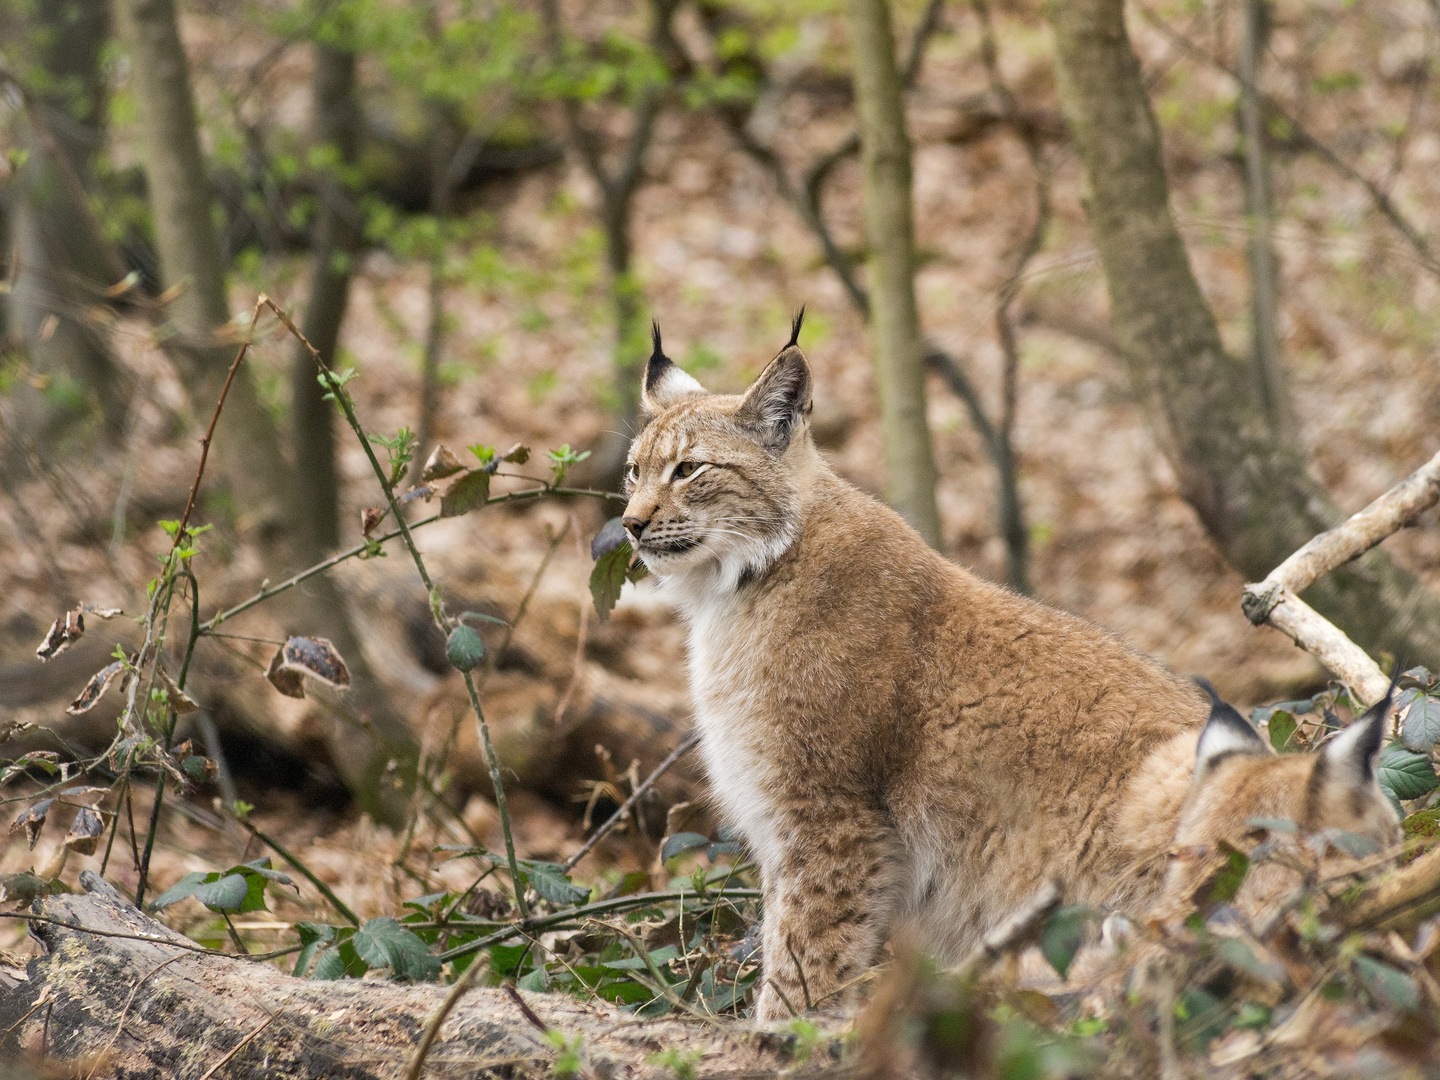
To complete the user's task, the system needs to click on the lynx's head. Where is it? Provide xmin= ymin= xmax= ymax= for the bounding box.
xmin=1160 ymin=681 xmax=1401 ymax=918
xmin=622 ymin=315 xmax=815 ymax=591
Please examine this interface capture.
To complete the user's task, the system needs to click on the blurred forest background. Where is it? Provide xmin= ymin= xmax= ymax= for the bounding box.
xmin=2 ymin=0 xmax=1440 ymax=1068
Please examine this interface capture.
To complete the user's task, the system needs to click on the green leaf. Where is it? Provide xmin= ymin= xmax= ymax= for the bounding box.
xmin=446 ymin=625 xmax=486 ymax=672
xmin=1205 ymin=843 xmax=1250 ymax=906
xmin=311 ymin=938 xmax=367 ymax=980
xmin=352 ymin=917 xmax=441 ymax=981
xmin=590 ymin=542 xmax=634 ymax=622
xmin=1267 ymin=711 xmax=1297 ymax=751
xmin=293 ymin=921 xmax=336 ymax=977
xmin=520 ymin=861 xmax=591 ymax=905
xmin=1377 ymin=740 xmax=1440 ymax=806
xmin=1401 ymin=693 xmax=1440 ymax=754
xmin=517 ymin=965 xmax=550 ymax=992
xmin=149 ymin=871 xmax=209 ymax=911
xmin=661 ymin=833 xmax=710 ymax=862
xmin=1215 ymin=937 xmax=1282 ymax=983
xmin=1040 ymin=905 xmax=1092 ymax=980
xmin=1354 ymin=954 xmax=1420 ymax=1012
xmin=192 ymin=872 xmax=256 ymax=913
xmin=1245 ymin=816 xmax=1297 ymax=834
xmin=440 ymin=469 xmax=490 ymax=518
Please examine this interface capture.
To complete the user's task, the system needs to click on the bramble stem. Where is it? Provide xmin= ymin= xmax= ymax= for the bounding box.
xmin=260 ymin=296 xmax=532 ymax=917
xmin=199 ymin=486 xmax=625 ymax=634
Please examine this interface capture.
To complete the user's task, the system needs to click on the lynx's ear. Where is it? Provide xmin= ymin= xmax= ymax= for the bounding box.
xmin=1194 ymin=677 xmax=1269 ymax=773
xmin=1320 ymin=682 xmax=1394 ymax=783
xmin=641 ymin=323 xmax=707 ymax=414
xmin=736 ymin=310 xmax=812 ymax=451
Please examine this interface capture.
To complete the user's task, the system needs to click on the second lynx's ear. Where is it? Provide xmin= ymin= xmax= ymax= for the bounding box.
xmin=1193 ymin=678 xmax=1270 ymax=773
xmin=1320 ymin=685 xmax=1392 ymax=783
xmin=641 ymin=323 xmax=707 ymax=414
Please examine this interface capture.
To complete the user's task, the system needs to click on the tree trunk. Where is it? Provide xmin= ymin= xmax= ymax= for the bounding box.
xmin=116 ymin=0 xmax=418 ymax=823
xmin=847 ymin=0 xmax=943 ymax=550
xmin=1238 ymin=0 xmax=1294 ymax=443
xmin=0 ymin=883 xmax=817 ymax=1079
xmin=1048 ymin=0 xmax=1440 ymax=669
xmin=6 ymin=0 xmax=126 ymax=446
xmin=290 ymin=40 xmax=362 ymax=555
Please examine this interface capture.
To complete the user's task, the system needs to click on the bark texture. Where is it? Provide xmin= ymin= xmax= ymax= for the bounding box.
xmin=6 ymin=0 xmax=125 ymax=445
xmin=847 ymin=0 xmax=943 ymax=550
xmin=1047 ymin=0 xmax=1440 ymax=670
xmin=291 ymin=39 xmax=362 ymax=555
xmin=0 ymin=884 xmax=827 ymax=1079
xmin=117 ymin=0 xmax=418 ymax=822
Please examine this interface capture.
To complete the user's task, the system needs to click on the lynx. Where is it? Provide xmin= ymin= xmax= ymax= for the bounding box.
xmin=623 ymin=319 xmax=1214 ymax=1022
xmin=1152 ymin=682 xmax=1401 ymax=924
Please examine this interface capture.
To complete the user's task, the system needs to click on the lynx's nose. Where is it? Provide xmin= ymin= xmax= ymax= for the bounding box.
xmin=622 ymin=516 xmax=649 ymax=542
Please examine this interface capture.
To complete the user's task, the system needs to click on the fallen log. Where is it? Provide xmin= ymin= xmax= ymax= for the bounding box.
xmin=0 ymin=879 xmax=830 ymax=1079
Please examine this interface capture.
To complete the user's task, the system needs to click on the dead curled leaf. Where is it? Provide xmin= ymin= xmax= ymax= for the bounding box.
xmin=156 ymin=667 xmax=199 ymax=714
xmin=361 ymin=506 xmax=385 ymax=537
xmin=265 ymin=649 xmax=305 ymax=699
xmin=265 ymin=636 xmax=350 ymax=699
xmin=64 ymin=807 xmax=106 ymax=856
xmin=421 ymin=444 xmax=466 ymax=482
xmin=9 ymin=799 xmax=54 ymax=850
xmin=66 ymin=661 xmax=126 ymax=715
xmin=36 ymin=609 xmax=83 ymax=661
xmin=35 ymin=605 xmax=122 ymax=662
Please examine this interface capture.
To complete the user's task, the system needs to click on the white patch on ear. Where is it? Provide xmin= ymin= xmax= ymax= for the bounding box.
xmin=1195 ymin=709 xmax=1269 ymax=772
xmin=643 ymin=365 xmax=707 ymax=413
xmin=1322 ymin=704 xmax=1386 ymax=781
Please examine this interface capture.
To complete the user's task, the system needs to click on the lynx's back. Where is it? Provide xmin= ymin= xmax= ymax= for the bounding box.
xmin=621 ymin=321 xmax=1209 ymax=1020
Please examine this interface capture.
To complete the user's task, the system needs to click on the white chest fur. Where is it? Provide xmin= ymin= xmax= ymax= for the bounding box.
xmin=676 ymin=584 xmax=787 ymax=877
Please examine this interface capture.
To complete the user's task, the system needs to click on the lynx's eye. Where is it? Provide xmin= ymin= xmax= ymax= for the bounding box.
xmin=672 ymin=461 xmax=701 ymax=480
xmin=624 ymin=462 xmax=639 ymax=485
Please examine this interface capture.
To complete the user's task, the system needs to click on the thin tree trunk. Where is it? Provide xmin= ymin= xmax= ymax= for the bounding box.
xmin=847 ymin=0 xmax=943 ymax=550
xmin=541 ymin=0 xmax=670 ymax=493
xmin=1048 ymin=0 xmax=1440 ymax=669
xmin=290 ymin=40 xmax=361 ymax=555
xmin=7 ymin=0 xmax=125 ymax=445
xmin=1238 ymin=0 xmax=1294 ymax=442
xmin=117 ymin=0 xmax=417 ymax=823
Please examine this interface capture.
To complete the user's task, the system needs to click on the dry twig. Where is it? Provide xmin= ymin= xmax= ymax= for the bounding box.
xmin=1243 ymin=450 xmax=1440 ymax=704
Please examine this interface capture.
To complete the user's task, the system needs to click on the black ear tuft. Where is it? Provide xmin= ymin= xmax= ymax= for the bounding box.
xmin=1194 ymin=676 xmax=1269 ymax=771
xmin=645 ymin=321 xmax=671 ymax=390
xmin=787 ymin=306 xmax=806 ymax=350
xmin=641 ymin=321 xmax=708 ymax=413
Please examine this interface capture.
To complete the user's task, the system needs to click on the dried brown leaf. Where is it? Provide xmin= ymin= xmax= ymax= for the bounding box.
xmin=280 ymin=636 xmax=350 ymax=689
xmin=502 ymin=443 xmax=530 ymax=464
xmin=440 ymin=469 xmax=490 ymax=518
xmin=265 ymin=647 xmax=306 ymax=699
xmin=66 ymin=660 xmax=125 ymax=715
xmin=361 ymin=506 xmax=385 ymax=537
xmin=81 ymin=605 xmax=123 ymax=619
xmin=9 ymin=799 xmax=53 ymax=850
xmin=156 ymin=667 xmax=199 ymax=714
xmin=0 ymin=721 xmax=34 ymax=745
xmin=36 ymin=607 xmax=85 ymax=661
xmin=421 ymin=444 xmax=466 ymax=482
xmin=64 ymin=806 xmax=105 ymax=856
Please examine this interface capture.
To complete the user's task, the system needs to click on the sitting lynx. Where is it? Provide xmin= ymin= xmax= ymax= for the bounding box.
xmin=623 ymin=320 xmax=1215 ymax=1022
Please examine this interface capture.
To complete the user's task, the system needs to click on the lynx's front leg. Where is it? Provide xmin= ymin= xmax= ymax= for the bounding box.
xmin=752 ymin=808 xmax=901 ymax=1024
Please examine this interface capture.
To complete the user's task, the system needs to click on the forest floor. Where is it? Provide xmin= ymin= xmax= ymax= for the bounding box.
xmin=1 ymin=4 xmax=1439 ymax=1068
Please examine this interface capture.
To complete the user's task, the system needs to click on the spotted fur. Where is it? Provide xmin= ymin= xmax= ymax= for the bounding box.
xmin=624 ymin=330 xmax=1212 ymax=1022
